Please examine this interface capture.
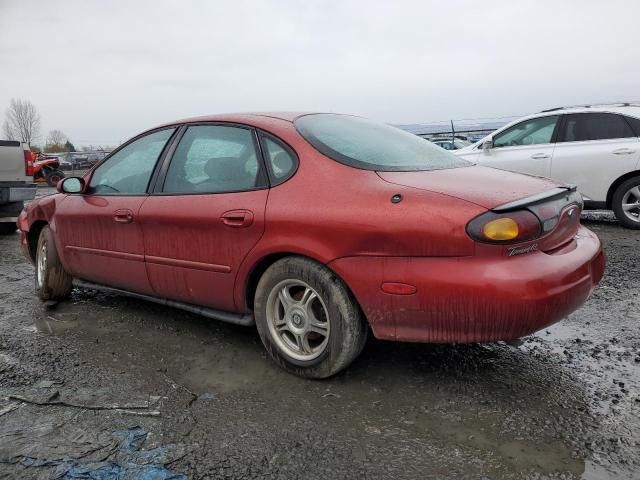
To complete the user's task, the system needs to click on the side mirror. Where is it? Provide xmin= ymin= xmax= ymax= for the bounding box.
xmin=58 ymin=177 xmax=85 ymax=194
xmin=482 ymin=139 xmax=493 ymax=151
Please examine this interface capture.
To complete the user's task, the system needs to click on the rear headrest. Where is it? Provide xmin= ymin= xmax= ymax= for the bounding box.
xmin=272 ymin=151 xmax=292 ymax=172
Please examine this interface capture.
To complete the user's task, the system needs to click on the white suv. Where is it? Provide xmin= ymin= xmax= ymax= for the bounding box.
xmin=455 ymin=103 xmax=640 ymax=228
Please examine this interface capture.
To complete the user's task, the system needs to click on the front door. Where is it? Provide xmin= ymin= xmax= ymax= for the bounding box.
xmin=55 ymin=128 xmax=177 ymax=294
xmin=551 ymin=112 xmax=640 ymax=202
xmin=138 ymin=124 xmax=269 ymax=312
xmin=479 ymin=115 xmax=560 ymax=178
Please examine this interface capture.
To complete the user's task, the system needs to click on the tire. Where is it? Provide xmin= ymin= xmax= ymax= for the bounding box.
xmin=45 ymin=169 xmax=64 ymax=187
xmin=0 ymin=223 xmax=16 ymax=235
xmin=612 ymin=176 xmax=640 ymax=229
xmin=254 ymin=256 xmax=368 ymax=379
xmin=35 ymin=225 xmax=72 ymax=300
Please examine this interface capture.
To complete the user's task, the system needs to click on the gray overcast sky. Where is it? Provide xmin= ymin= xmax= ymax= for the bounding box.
xmin=1 ymin=0 xmax=639 ymax=146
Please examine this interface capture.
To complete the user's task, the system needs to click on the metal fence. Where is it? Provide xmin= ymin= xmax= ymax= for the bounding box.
xmin=58 ymin=164 xmax=91 ymax=177
xmin=396 ymin=116 xmax=518 ymax=143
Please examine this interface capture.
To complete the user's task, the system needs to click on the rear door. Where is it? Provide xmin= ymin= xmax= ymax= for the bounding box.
xmin=54 ymin=128 xmax=176 ymax=294
xmin=138 ymin=124 xmax=269 ymax=312
xmin=551 ymin=113 xmax=640 ymax=202
xmin=478 ymin=115 xmax=560 ymax=177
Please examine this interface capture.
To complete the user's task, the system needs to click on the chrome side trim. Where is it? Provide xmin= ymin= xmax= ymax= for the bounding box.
xmin=66 ymin=245 xmax=144 ymax=262
xmin=145 ymin=255 xmax=231 ymax=273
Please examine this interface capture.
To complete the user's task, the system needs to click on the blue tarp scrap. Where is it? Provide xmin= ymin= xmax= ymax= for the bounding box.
xmin=52 ymin=463 xmax=184 ymax=480
xmin=21 ymin=427 xmax=187 ymax=480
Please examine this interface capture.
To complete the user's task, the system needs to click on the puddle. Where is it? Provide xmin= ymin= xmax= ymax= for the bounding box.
xmin=29 ymin=291 xmax=285 ymax=394
xmin=33 ymin=314 xmax=79 ymax=335
xmin=176 ymin=342 xmax=281 ymax=394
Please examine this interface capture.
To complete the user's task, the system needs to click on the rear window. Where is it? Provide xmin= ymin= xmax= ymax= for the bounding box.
xmin=294 ymin=114 xmax=471 ymax=171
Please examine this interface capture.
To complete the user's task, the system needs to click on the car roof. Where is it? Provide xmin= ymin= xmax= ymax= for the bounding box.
xmin=166 ymin=112 xmax=314 ymax=125
xmin=538 ymin=104 xmax=640 ymax=117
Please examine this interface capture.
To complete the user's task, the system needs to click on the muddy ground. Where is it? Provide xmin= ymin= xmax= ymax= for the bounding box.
xmin=0 ymin=192 xmax=638 ymax=479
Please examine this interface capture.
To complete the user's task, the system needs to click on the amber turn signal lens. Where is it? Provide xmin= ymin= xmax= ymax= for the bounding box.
xmin=467 ymin=210 xmax=541 ymax=244
xmin=482 ymin=217 xmax=519 ymax=241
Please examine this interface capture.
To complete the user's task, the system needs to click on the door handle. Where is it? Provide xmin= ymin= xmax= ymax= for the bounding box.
xmin=221 ymin=209 xmax=254 ymax=228
xmin=612 ymin=148 xmax=636 ymax=155
xmin=531 ymin=153 xmax=550 ymax=159
xmin=113 ymin=209 xmax=134 ymax=224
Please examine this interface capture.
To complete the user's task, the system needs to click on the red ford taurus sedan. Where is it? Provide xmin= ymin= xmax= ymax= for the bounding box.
xmin=17 ymin=113 xmax=605 ymax=377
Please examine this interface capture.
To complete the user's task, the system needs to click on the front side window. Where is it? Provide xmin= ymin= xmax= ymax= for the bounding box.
xmin=493 ymin=115 xmax=558 ymax=148
xmin=163 ymin=125 xmax=265 ymax=194
xmin=89 ymin=128 xmax=175 ymax=194
xmin=558 ymin=113 xmax=636 ymax=142
xmin=294 ymin=114 xmax=470 ymax=171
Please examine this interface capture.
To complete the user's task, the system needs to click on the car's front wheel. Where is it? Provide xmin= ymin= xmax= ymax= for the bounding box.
xmin=612 ymin=177 xmax=640 ymax=229
xmin=35 ymin=225 xmax=73 ymax=300
xmin=254 ymin=257 xmax=368 ymax=378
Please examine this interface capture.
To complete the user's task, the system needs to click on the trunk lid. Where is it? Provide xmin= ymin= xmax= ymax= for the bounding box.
xmin=377 ymin=165 xmax=559 ymax=210
xmin=377 ymin=165 xmax=582 ymax=252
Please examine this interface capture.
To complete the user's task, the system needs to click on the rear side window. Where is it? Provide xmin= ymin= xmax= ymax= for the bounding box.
xmin=163 ymin=125 xmax=266 ymax=194
xmin=493 ymin=116 xmax=559 ymax=148
xmin=558 ymin=113 xmax=636 ymax=142
xmin=261 ymin=135 xmax=297 ymax=184
xmin=623 ymin=115 xmax=640 ymax=137
xmin=89 ymin=128 xmax=175 ymax=195
xmin=294 ymin=114 xmax=469 ymax=171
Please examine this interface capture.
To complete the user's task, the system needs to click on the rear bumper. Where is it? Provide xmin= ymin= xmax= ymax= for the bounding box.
xmin=9 ymin=185 xmax=37 ymax=202
xmin=329 ymin=225 xmax=605 ymax=343
xmin=0 ymin=184 xmax=37 ymax=203
xmin=0 ymin=185 xmax=35 ymax=224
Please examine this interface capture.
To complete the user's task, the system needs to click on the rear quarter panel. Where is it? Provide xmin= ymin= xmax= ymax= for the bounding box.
xmin=232 ymin=119 xmax=484 ymax=311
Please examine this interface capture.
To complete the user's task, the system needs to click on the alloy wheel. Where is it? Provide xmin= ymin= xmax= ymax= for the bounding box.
xmin=266 ymin=279 xmax=330 ymax=362
xmin=37 ymin=241 xmax=47 ymax=288
xmin=621 ymin=186 xmax=640 ymax=223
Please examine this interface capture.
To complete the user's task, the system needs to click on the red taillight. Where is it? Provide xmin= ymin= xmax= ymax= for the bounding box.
xmin=24 ymin=151 xmax=34 ymax=176
xmin=467 ymin=210 xmax=542 ymax=244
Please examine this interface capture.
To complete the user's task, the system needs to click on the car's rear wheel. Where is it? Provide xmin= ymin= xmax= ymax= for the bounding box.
xmin=254 ymin=257 xmax=368 ymax=378
xmin=45 ymin=169 xmax=64 ymax=187
xmin=35 ymin=225 xmax=72 ymax=300
xmin=612 ymin=177 xmax=640 ymax=229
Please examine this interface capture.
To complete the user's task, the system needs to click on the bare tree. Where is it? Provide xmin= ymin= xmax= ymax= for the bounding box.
xmin=46 ymin=129 xmax=67 ymax=146
xmin=2 ymin=98 xmax=41 ymax=145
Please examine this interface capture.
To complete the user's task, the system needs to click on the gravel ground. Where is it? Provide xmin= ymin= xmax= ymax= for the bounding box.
xmin=0 ymin=192 xmax=638 ymax=479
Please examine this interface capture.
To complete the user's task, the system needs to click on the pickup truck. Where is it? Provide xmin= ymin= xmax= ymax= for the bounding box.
xmin=0 ymin=140 xmax=37 ymax=234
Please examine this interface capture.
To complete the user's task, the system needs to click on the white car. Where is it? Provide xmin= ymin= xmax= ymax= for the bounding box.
xmin=430 ymin=138 xmax=472 ymax=151
xmin=455 ymin=103 xmax=640 ymax=229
